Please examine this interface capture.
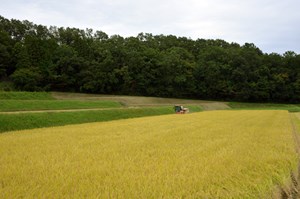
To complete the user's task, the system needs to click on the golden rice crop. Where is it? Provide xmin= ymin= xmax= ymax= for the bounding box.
xmin=293 ymin=112 xmax=300 ymax=128
xmin=0 ymin=110 xmax=298 ymax=198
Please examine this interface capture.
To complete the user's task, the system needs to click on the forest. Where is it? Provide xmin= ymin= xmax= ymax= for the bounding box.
xmin=0 ymin=15 xmax=300 ymax=102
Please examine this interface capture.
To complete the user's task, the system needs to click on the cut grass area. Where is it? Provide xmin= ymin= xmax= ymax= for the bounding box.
xmin=0 ymin=110 xmax=297 ymax=198
xmin=0 ymin=100 xmax=122 ymax=112
xmin=0 ymin=91 xmax=228 ymax=111
xmin=228 ymin=102 xmax=300 ymax=112
xmin=51 ymin=91 xmax=212 ymax=105
xmin=0 ymin=91 xmax=54 ymax=100
xmin=0 ymin=106 xmax=202 ymax=133
xmin=51 ymin=92 xmax=230 ymax=110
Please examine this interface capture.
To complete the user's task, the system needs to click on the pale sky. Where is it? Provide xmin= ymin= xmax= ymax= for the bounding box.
xmin=0 ymin=0 xmax=299 ymax=54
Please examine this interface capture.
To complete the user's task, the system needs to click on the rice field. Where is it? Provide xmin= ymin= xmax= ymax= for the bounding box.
xmin=0 ymin=110 xmax=298 ymax=198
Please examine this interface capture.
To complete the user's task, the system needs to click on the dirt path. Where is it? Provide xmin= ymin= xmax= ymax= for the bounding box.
xmin=287 ymin=113 xmax=300 ymax=198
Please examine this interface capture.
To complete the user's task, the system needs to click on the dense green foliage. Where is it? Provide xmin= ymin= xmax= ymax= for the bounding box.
xmin=0 ymin=106 xmax=202 ymax=133
xmin=1 ymin=16 xmax=300 ymax=102
xmin=0 ymin=91 xmax=54 ymax=100
xmin=0 ymin=100 xmax=121 ymax=111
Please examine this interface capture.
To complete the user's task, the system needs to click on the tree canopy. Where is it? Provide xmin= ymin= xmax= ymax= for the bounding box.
xmin=1 ymin=15 xmax=299 ymax=102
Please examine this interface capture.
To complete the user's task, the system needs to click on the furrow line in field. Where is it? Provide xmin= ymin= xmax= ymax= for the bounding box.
xmin=0 ymin=107 xmax=141 ymax=114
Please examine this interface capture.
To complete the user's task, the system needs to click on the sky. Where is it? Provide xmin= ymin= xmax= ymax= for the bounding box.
xmin=0 ymin=0 xmax=299 ymax=54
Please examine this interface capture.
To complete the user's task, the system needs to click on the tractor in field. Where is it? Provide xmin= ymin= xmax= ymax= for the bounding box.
xmin=174 ymin=105 xmax=189 ymax=114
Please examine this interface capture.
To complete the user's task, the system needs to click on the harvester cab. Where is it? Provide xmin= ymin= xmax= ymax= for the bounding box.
xmin=174 ymin=105 xmax=189 ymax=114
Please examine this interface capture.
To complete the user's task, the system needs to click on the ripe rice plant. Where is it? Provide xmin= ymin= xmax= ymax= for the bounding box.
xmin=0 ymin=110 xmax=298 ymax=198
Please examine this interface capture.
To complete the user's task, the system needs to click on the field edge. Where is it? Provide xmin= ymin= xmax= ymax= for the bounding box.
xmin=273 ymin=113 xmax=300 ymax=198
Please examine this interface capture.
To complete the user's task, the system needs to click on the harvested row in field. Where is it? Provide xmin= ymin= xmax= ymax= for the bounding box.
xmin=0 ymin=100 xmax=122 ymax=112
xmin=0 ymin=110 xmax=298 ymax=198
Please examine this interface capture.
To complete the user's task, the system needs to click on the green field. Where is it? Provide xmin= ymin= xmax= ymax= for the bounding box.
xmin=0 ymin=91 xmax=123 ymax=112
xmin=0 ymin=106 xmax=202 ymax=133
xmin=0 ymin=100 xmax=122 ymax=112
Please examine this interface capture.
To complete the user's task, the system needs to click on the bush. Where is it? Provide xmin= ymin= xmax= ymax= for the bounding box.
xmin=0 ymin=81 xmax=15 ymax=91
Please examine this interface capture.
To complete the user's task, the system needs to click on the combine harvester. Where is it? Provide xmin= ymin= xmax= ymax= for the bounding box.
xmin=174 ymin=105 xmax=189 ymax=114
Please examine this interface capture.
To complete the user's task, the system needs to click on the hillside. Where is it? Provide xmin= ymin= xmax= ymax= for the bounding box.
xmin=51 ymin=92 xmax=230 ymax=110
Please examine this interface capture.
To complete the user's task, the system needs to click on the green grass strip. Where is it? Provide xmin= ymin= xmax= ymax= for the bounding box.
xmin=0 ymin=106 xmax=202 ymax=133
xmin=228 ymin=102 xmax=300 ymax=112
xmin=0 ymin=92 xmax=54 ymax=100
xmin=0 ymin=100 xmax=122 ymax=111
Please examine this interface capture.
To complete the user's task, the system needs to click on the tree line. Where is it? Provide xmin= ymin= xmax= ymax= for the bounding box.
xmin=0 ymin=15 xmax=300 ymax=102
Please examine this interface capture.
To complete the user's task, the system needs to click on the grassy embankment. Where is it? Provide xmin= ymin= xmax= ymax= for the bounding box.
xmin=228 ymin=102 xmax=300 ymax=112
xmin=0 ymin=107 xmax=180 ymax=133
xmin=0 ymin=110 xmax=297 ymax=198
